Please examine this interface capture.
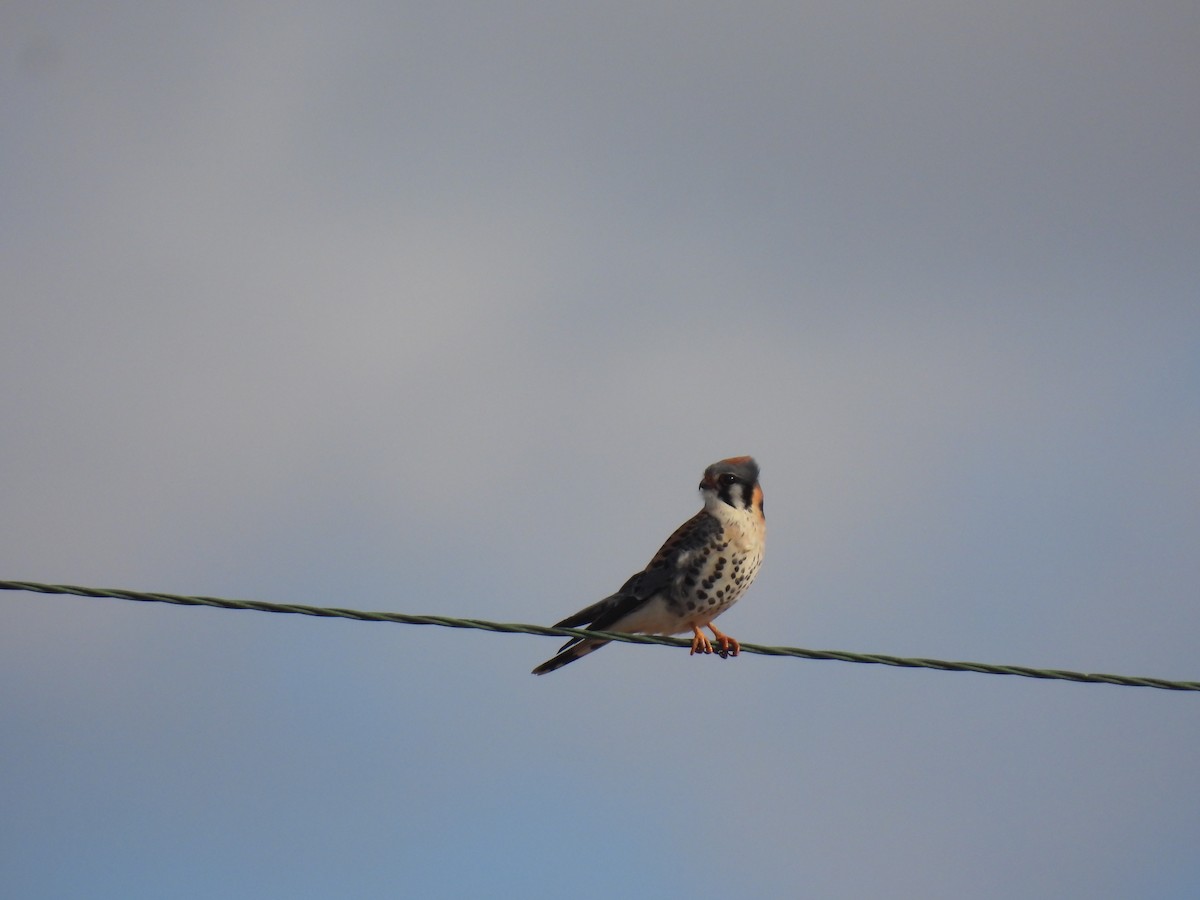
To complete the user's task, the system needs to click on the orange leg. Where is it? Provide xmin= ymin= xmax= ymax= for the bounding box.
xmin=708 ymin=624 xmax=740 ymax=659
xmin=690 ymin=625 xmax=714 ymax=655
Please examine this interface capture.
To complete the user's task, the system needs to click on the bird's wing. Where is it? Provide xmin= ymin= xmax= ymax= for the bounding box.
xmin=639 ymin=509 xmax=720 ymax=579
xmin=551 ymin=510 xmax=719 ymax=645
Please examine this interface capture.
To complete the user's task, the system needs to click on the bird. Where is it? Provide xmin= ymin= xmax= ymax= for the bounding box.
xmin=532 ymin=456 xmax=765 ymax=675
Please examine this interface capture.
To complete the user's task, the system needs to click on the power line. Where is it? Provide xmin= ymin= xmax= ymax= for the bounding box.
xmin=3 ymin=579 xmax=1197 ymax=692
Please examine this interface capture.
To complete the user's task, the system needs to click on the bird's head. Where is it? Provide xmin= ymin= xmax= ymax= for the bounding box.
xmin=700 ymin=456 xmax=763 ymax=516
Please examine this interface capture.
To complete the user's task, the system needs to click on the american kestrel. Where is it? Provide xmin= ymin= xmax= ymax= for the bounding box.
xmin=532 ymin=456 xmax=765 ymax=675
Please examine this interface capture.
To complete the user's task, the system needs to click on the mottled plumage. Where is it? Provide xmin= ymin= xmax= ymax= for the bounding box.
xmin=532 ymin=456 xmax=765 ymax=675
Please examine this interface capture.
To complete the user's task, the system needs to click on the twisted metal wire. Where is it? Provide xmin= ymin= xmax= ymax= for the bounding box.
xmin=3 ymin=580 xmax=1197 ymax=692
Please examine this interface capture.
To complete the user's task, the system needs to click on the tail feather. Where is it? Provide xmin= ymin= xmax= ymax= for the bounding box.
xmin=531 ymin=589 xmax=646 ymax=675
xmin=531 ymin=638 xmax=610 ymax=675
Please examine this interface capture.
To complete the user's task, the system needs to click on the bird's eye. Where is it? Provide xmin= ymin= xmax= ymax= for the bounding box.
xmin=720 ymin=473 xmax=737 ymax=486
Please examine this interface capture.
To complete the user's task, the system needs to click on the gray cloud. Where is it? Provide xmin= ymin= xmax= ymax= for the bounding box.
xmin=3 ymin=3 xmax=1198 ymax=897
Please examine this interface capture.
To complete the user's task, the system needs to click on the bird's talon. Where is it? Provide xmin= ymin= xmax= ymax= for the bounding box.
xmin=711 ymin=632 xmax=740 ymax=659
xmin=689 ymin=631 xmax=714 ymax=655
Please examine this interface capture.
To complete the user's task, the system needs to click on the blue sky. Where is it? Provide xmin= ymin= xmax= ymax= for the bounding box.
xmin=3 ymin=3 xmax=1199 ymax=898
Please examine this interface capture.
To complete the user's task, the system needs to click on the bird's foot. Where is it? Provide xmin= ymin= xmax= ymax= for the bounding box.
xmin=690 ymin=626 xmax=740 ymax=658
xmin=710 ymin=627 xmax=740 ymax=659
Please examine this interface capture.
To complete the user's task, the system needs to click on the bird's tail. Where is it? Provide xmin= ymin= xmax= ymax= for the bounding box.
xmin=531 ymin=638 xmax=610 ymax=675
